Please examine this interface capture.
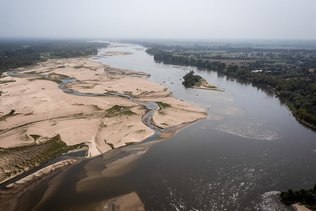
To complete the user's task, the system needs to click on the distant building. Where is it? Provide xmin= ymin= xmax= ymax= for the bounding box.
xmin=251 ymin=69 xmax=263 ymax=73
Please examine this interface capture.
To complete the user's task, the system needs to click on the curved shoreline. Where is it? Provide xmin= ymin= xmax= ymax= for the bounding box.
xmin=0 ymin=57 xmax=207 ymax=189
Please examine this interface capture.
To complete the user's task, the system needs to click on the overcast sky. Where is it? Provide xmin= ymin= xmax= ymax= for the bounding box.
xmin=1 ymin=0 xmax=316 ymax=40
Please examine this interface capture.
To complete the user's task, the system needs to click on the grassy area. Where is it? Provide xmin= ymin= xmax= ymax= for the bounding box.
xmin=0 ymin=134 xmax=85 ymax=183
xmin=105 ymin=105 xmax=136 ymax=118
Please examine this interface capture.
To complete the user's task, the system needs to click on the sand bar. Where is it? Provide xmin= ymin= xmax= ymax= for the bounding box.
xmin=0 ymin=57 xmax=206 ymax=185
xmin=292 ymin=203 xmax=312 ymax=211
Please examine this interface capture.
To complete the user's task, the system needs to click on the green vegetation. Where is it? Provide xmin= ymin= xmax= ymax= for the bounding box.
xmin=0 ymin=40 xmax=108 ymax=73
xmin=280 ymin=185 xmax=316 ymax=210
xmin=156 ymin=101 xmax=171 ymax=109
xmin=0 ymin=134 xmax=84 ymax=183
xmin=182 ymin=70 xmax=216 ymax=89
xmin=182 ymin=70 xmax=203 ymax=88
xmin=146 ymin=44 xmax=316 ymax=130
xmin=105 ymin=105 xmax=136 ymax=118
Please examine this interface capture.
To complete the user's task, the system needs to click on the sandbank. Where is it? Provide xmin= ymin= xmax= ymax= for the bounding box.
xmin=0 ymin=57 xmax=207 ymax=184
xmin=292 ymin=203 xmax=312 ymax=211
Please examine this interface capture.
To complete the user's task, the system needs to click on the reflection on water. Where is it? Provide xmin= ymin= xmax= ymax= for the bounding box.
xmin=214 ymin=119 xmax=280 ymax=141
xmin=94 ymin=43 xmax=316 ymax=210
xmin=256 ymin=191 xmax=290 ymax=211
xmin=96 ymin=43 xmax=291 ymax=141
xmin=6 ymin=43 xmax=316 ymax=211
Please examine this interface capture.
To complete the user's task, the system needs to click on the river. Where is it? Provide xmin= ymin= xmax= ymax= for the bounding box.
xmin=95 ymin=43 xmax=316 ymax=210
xmin=16 ymin=43 xmax=316 ymax=211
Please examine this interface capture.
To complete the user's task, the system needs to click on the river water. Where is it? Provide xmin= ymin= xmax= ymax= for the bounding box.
xmin=94 ymin=43 xmax=316 ymax=210
xmin=15 ymin=43 xmax=316 ymax=211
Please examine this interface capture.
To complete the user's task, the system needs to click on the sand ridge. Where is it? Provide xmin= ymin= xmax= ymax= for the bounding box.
xmin=0 ymin=58 xmax=206 ymax=156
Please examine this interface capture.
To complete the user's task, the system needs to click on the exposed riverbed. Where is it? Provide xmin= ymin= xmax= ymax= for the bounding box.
xmin=3 ymin=43 xmax=316 ymax=211
xmin=95 ymin=43 xmax=316 ymax=210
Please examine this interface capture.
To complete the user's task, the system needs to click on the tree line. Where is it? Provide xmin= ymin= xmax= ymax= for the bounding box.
xmin=146 ymin=47 xmax=316 ymax=129
xmin=0 ymin=40 xmax=108 ymax=74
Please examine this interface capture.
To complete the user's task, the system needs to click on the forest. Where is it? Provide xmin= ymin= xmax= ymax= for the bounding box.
xmin=0 ymin=40 xmax=107 ymax=73
xmin=146 ymin=45 xmax=316 ymax=130
xmin=182 ymin=70 xmax=203 ymax=88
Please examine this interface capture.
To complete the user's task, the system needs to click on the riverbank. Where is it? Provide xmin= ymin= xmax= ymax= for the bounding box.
xmin=146 ymin=46 xmax=316 ymax=132
xmin=0 ymin=57 xmax=206 ymax=185
xmin=1 ymin=43 xmax=316 ymax=210
xmin=293 ymin=203 xmax=312 ymax=211
xmin=182 ymin=70 xmax=222 ymax=91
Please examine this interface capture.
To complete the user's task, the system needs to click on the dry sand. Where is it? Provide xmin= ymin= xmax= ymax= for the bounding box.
xmin=100 ymin=51 xmax=133 ymax=57
xmin=6 ymin=159 xmax=77 ymax=188
xmin=292 ymin=203 xmax=312 ymax=211
xmin=101 ymin=192 xmax=145 ymax=211
xmin=0 ymin=159 xmax=77 ymax=211
xmin=0 ymin=57 xmax=207 ymax=210
xmin=0 ymin=58 xmax=206 ymax=156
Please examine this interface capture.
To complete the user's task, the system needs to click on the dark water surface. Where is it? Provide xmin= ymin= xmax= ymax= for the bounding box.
xmin=16 ymin=43 xmax=316 ymax=211
xmin=94 ymin=43 xmax=316 ymax=210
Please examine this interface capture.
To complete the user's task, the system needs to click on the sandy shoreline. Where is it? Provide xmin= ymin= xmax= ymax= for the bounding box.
xmin=0 ymin=57 xmax=206 ymax=185
xmin=292 ymin=203 xmax=312 ymax=211
xmin=193 ymin=77 xmax=223 ymax=91
xmin=0 ymin=158 xmax=77 ymax=211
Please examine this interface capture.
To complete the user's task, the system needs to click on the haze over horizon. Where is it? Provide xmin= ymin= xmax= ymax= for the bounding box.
xmin=1 ymin=0 xmax=316 ymax=40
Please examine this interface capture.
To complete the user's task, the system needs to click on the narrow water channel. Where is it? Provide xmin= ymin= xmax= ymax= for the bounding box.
xmin=9 ymin=43 xmax=316 ymax=211
xmin=94 ymin=43 xmax=316 ymax=210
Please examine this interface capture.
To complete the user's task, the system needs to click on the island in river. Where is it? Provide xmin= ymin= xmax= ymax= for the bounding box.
xmin=145 ymin=43 xmax=316 ymax=131
xmin=0 ymin=57 xmax=206 ymax=203
xmin=182 ymin=70 xmax=220 ymax=91
xmin=1 ymin=41 xmax=316 ymax=211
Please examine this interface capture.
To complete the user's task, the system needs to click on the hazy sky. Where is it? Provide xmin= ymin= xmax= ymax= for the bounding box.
xmin=1 ymin=0 xmax=316 ymax=40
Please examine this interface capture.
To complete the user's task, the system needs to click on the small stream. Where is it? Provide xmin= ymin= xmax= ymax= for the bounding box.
xmin=7 ymin=69 xmax=162 ymax=135
xmin=3 ymin=43 xmax=316 ymax=211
